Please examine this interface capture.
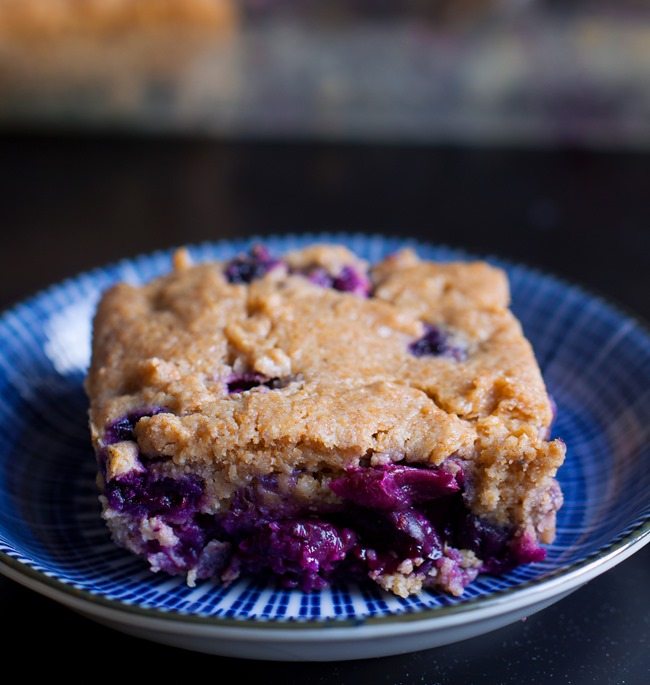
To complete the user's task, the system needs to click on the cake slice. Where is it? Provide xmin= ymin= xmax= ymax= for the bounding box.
xmin=86 ymin=243 xmax=565 ymax=597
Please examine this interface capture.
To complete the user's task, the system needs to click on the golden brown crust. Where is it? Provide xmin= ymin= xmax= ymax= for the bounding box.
xmin=86 ymin=244 xmax=565 ymax=536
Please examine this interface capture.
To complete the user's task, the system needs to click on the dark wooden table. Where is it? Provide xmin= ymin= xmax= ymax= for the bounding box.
xmin=0 ymin=136 xmax=648 ymax=683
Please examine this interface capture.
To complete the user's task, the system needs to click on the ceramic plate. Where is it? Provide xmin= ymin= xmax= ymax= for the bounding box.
xmin=0 ymin=234 xmax=648 ymax=661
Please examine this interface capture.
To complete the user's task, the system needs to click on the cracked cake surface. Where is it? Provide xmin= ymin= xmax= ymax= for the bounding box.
xmin=86 ymin=243 xmax=565 ymax=597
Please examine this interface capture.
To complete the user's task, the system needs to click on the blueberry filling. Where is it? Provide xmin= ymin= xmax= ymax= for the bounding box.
xmin=224 ymin=245 xmax=281 ymax=284
xmin=331 ymin=265 xmax=371 ymax=296
xmin=343 ymin=507 xmax=443 ymax=575
xmin=299 ymin=264 xmax=371 ymax=296
xmin=145 ymin=519 xmax=211 ymax=575
xmin=104 ymin=470 xmax=210 ymax=574
xmin=226 ymin=373 xmax=287 ymax=394
xmin=230 ymin=520 xmax=357 ymax=591
xmin=330 ymin=464 xmax=460 ymax=510
xmin=218 ymin=474 xmax=305 ymax=537
xmin=102 ymin=460 xmax=547 ymax=593
xmin=409 ymin=324 xmax=467 ymax=361
xmin=106 ymin=471 xmax=204 ymax=520
xmin=426 ymin=496 xmax=546 ymax=574
xmin=104 ymin=406 xmax=167 ymax=445
xmin=305 ymin=267 xmax=334 ymax=288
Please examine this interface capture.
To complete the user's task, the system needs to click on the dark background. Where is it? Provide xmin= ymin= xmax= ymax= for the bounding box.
xmin=0 ymin=136 xmax=648 ymax=684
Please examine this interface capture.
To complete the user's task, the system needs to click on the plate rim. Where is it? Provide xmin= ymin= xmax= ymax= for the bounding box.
xmin=1 ymin=521 xmax=649 ymax=633
xmin=1 ymin=232 xmax=649 ymax=630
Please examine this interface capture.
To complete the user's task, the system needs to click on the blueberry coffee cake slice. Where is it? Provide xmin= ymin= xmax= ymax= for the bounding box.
xmin=86 ymin=243 xmax=565 ymax=597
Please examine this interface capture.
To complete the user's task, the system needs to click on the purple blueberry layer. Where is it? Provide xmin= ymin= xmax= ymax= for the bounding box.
xmin=454 ymin=508 xmax=545 ymax=573
xmin=345 ymin=507 xmax=443 ymax=573
xmin=225 ymin=372 xmax=292 ymax=394
xmin=106 ymin=470 xmax=204 ymax=520
xmin=218 ymin=474 xmax=305 ymax=537
xmin=224 ymin=243 xmax=371 ymax=294
xmin=104 ymin=469 xmax=211 ymax=575
xmin=330 ymin=464 xmax=460 ymax=510
xmin=299 ymin=264 xmax=371 ymax=296
xmin=226 ymin=372 xmax=276 ymax=394
xmin=331 ymin=265 xmax=372 ymax=296
xmin=101 ymin=456 xmax=548 ymax=593
xmin=224 ymin=245 xmax=281 ymax=284
xmin=228 ymin=520 xmax=357 ymax=591
xmin=409 ymin=324 xmax=467 ymax=361
xmin=104 ymin=406 xmax=167 ymax=445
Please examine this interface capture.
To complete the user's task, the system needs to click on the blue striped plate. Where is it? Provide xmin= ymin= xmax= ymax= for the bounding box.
xmin=0 ymin=234 xmax=648 ymax=660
